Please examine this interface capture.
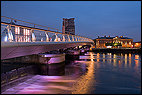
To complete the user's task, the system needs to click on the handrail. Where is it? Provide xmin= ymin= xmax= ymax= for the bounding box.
xmin=1 ymin=16 xmax=59 ymax=31
xmin=1 ymin=16 xmax=94 ymax=43
xmin=1 ymin=21 xmax=62 ymax=34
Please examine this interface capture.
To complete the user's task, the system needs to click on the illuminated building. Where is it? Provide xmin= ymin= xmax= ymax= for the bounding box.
xmin=133 ymin=41 xmax=141 ymax=48
xmin=94 ymin=36 xmax=133 ymax=48
xmin=62 ymin=18 xmax=75 ymax=35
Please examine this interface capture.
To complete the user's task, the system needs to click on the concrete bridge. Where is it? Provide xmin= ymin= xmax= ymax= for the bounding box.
xmin=1 ymin=16 xmax=94 ymax=60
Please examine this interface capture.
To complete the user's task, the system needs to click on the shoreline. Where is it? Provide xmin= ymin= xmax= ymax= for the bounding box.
xmin=91 ymin=48 xmax=141 ymax=54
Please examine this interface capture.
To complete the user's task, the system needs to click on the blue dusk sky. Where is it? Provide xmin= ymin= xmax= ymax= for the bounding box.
xmin=1 ymin=1 xmax=141 ymax=42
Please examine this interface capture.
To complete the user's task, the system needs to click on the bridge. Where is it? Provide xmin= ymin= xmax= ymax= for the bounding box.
xmin=1 ymin=16 xmax=94 ymax=60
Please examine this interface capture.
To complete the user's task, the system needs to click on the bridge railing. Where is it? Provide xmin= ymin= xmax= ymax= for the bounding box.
xmin=1 ymin=16 xmax=94 ymax=43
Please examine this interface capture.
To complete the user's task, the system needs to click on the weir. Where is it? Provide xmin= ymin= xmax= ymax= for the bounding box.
xmin=1 ymin=46 xmax=91 ymax=93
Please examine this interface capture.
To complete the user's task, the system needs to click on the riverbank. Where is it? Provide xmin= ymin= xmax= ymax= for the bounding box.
xmin=92 ymin=48 xmax=141 ymax=54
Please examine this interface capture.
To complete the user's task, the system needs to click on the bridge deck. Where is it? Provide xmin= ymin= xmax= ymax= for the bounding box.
xmin=1 ymin=41 xmax=93 ymax=60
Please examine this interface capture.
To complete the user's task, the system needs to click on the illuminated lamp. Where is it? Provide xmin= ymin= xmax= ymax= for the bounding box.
xmin=136 ymin=43 xmax=139 ymax=45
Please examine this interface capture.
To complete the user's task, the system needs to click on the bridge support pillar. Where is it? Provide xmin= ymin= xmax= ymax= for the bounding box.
xmin=38 ymin=53 xmax=65 ymax=64
xmin=65 ymin=50 xmax=80 ymax=60
xmin=37 ymin=53 xmax=65 ymax=75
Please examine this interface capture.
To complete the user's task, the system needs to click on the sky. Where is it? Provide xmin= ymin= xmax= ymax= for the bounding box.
xmin=1 ymin=1 xmax=141 ymax=42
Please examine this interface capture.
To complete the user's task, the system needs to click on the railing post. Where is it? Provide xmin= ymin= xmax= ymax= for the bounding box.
xmin=83 ymin=38 xmax=85 ymax=41
xmin=75 ymin=36 xmax=77 ymax=41
xmin=81 ymin=37 xmax=83 ymax=41
xmin=7 ymin=25 xmax=14 ymax=42
xmin=68 ymin=35 xmax=71 ymax=42
xmin=82 ymin=37 xmax=84 ymax=41
xmin=62 ymin=34 xmax=65 ymax=42
xmin=72 ymin=35 xmax=74 ymax=41
xmin=54 ymin=33 xmax=58 ymax=42
xmin=31 ymin=29 xmax=36 ymax=42
xmin=77 ymin=37 xmax=79 ymax=41
xmin=39 ymin=33 xmax=43 ymax=41
xmin=45 ymin=32 xmax=49 ymax=42
xmin=2 ymin=26 xmax=9 ymax=42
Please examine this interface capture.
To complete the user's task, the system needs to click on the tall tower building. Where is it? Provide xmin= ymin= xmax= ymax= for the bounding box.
xmin=62 ymin=18 xmax=75 ymax=35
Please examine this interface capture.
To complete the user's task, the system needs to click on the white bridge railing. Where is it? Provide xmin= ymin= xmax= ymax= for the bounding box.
xmin=1 ymin=16 xmax=94 ymax=43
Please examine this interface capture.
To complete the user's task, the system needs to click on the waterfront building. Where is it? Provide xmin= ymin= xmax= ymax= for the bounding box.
xmin=133 ymin=41 xmax=141 ymax=48
xmin=62 ymin=18 xmax=75 ymax=35
xmin=94 ymin=36 xmax=133 ymax=48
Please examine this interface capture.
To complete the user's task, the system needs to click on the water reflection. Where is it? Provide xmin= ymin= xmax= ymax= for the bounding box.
xmin=118 ymin=60 xmax=121 ymax=68
xmin=97 ymin=53 xmax=99 ymax=62
xmin=107 ymin=53 xmax=112 ymax=63
xmin=90 ymin=52 xmax=94 ymax=62
xmin=113 ymin=54 xmax=117 ymax=67
xmin=2 ymin=52 xmax=141 ymax=94
xmin=48 ymin=63 xmax=65 ymax=76
xmin=128 ymin=53 xmax=131 ymax=68
xmin=72 ymin=52 xmax=95 ymax=94
xmin=135 ymin=55 xmax=139 ymax=68
xmin=121 ymin=53 xmax=123 ymax=59
xmin=103 ymin=53 xmax=105 ymax=63
xmin=125 ymin=54 xmax=128 ymax=68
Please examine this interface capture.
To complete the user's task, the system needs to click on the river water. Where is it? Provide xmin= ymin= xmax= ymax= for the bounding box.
xmin=2 ymin=52 xmax=141 ymax=94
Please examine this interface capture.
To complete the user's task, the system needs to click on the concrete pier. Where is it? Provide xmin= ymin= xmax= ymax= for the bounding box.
xmin=39 ymin=54 xmax=65 ymax=64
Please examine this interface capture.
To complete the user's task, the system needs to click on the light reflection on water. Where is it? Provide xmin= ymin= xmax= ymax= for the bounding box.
xmin=71 ymin=52 xmax=95 ymax=94
xmin=2 ymin=52 xmax=141 ymax=94
xmin=125 ymin=54 xmax=128 ymax=68
xmin=71 ymin=52 xmax=141 ymax=94
xmin=129 ymin=53 xmax=131 ymax=68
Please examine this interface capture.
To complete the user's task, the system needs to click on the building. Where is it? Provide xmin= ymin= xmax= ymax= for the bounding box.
xmin=94 ymin=36 xmax=133 ymax=48
xmin=62 ymin=18 xmax=75 ymax=35
xmin=133 ymin=41 xmax=141 ymax=48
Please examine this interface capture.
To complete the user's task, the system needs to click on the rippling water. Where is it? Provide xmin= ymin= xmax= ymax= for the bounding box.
xmin=2 ymin=52 xmax=141 ymax=94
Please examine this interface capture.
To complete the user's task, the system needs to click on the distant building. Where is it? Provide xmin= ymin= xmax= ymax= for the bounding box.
xmin=94 ymin=36 xmax=133 ymax=48
xmin=62 ymin=18 xmax=75 ymax=35
xmin=133 ymin=41 xmax=141 ymax=48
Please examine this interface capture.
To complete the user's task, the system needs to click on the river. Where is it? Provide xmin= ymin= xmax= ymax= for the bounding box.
xmin=2 ymin=52 xmax=141 ymax=94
